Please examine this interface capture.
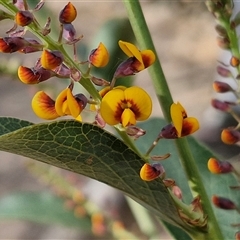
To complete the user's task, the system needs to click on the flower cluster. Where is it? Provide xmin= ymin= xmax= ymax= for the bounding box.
xmin=0 ymin=1 xmax=202 ymax=187
xmin=206 ymin=0 xmax=240 ymax=233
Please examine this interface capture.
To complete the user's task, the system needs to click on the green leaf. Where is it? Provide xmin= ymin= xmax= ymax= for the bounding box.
xmin=0 ymin=191 xmax=91 ymax=230
xmin=0 ymin=117 xmax=191 ymax=233
xmin=137 ymin=118 xmax=240 ymax=239
xmin=0 ymin=117 xmax=33 ymax=136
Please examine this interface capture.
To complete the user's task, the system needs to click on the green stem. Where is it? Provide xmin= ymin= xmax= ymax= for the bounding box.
xmin=123 ymin=1 xmax=224 ymax=239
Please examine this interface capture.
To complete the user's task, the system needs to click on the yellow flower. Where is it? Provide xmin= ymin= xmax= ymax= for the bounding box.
xmin=100 ymin=86 xmax=152 ymax=127
xmin=118 ymin=40 xmax=155 ymax=72
xmin=88 ymin=42 xmax=109 ymax=68
xmin=140 ymin=163 xmax=165 ymax=181
xmin=32 ymin=86 xmax=87 ymax=121
xmin=170 ymin=102 xmax=199 ymax=137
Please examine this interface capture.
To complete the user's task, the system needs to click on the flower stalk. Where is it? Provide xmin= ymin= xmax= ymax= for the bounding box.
xmin=122 ymin=0 xmax=224 ymax=239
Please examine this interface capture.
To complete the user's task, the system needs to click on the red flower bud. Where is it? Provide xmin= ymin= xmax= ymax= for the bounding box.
xmin=211 ymin=99 xmax=231 ymax=112
xmin=213 ymin=81 xmax=233 ymax=93
xmin=230 ymin=56 xmax=240 ymax=67
xmin=140 ymin=163 xmax=165 ymax=181
xmin=0 ymin=37 xmax=28 ymax=53
xmin=208 ymin=157 xmax=233 ymax=174
xmin=59 ymin=2 xmax=77 ymax=24
xmin=159 ymin=123 xmax=178 ymax=139
xmin=15 ymin=10 xmax=33 ymax=26
xmin=216 ymin=66 xmax=232 ymax=77
xmin=221 ymin=128 xmax=240 ymax=145
xmin=212 ymin=195 xmax=237 ymax=210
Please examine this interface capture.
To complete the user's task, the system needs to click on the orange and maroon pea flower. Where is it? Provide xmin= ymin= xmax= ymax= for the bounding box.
xmin=0 ymin=37 xmax=29 ymax=53
xmin=140 ymin=163 xmax=165 ymax=181
xmin=208 ymin=157 xmax=233 ymax=174
xmin=18 ymin=65 xmax=56 ymax=84
xmin=100 ymin=86 xmax=152 ymax=127
xmin=88 ymin=42 xmax=109 ymax=68
xmin=40 ymin=49 xmax=64 ymax=70
xmin=221 ymin=128 xmax=240 ymax=145
xmin=32 ymin=87 xmax=87 ymax=121
xmin=15 ymin=10 xmax=33 ymax=26
xmin=212 ymin=195 xmax=237 ymax=210
xmin=160 ymin=102 xmax=199 ymax=139
xmin=114 ymin=40 xmax=155 ymax=78
xmin=59 ymin=2 xmax=77 ymax=24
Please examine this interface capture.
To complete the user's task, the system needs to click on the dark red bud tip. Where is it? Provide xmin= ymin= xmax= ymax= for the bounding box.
xmin=211 ymin=99 xmax=231 ymax=111
xmin=208 ymin=157 xmax=233 ymax=174
xmin=212 ymin=195 xmax=237 ymax=210
xmin=159 ymin=123 xmax=178 ymax=139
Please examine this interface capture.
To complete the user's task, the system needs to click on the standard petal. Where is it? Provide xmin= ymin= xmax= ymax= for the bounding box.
xmin=124 ymin=86 xmax=152 ymax=121
xmin=118 ymin=40 xmax=143 ymax=66
xmin=100 ymin=88 xmax=125 ymax=125
xmin=121 ymin=108 xmax=136 ymax=127
xmin=181 ymin=117 xmax=199 ymax=137
xmin=31 ymin=91 xmax=59 ymax=120
xmin=18 ymin=66 xmax=40 ymax=84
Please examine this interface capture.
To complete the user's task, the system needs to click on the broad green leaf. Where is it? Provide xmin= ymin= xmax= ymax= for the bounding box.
xmin=137 ymin=118 xmax=240 ymax=239
xmin=0 ymin=117 xmax=33 ymax=136
xmin=0 ymin=191 xmax=91 ymax=230
xmin=0 ymin=117 xmax=193 ymax=233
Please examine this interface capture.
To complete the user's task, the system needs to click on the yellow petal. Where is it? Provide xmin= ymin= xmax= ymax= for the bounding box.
xmin=100 ymin=88 xmax=125 ymax=125
xmin=18 ymin=66 xmax=40 ymax=84
xmin=170 ymin=102 xmax=184 ymax=137
xmin=141 ymin=50 xmax=156 ymax=68
xmin=118 ymin=40 xmax=143 ymax=66
xmin=89 ymin=42 xmax=109 ymax=68
xmin=31 ymin=91 xmax=59 ymax=120
xmin=124 ymin=86 xmax=152 ymax=121
xmin=181 ymin=117 xmax=199 ymax=137
xmin=41 ymin=50 xmax=63 ymax=70
xmin=121 ymin=108 xmax=136 ymax=127
xmin=140 ymin=163 xmax=160 ymax=181
xmin=67 ymin=88 xmax=81 ymax=118
xmin=55 ymin=88 xmax=68 ymax=116
xmin=75 ymin=115 xmax=82 ymax=122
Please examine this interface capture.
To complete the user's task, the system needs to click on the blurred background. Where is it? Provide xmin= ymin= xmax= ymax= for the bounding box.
xmin=0 ymin=0 xmax=237 ymax=239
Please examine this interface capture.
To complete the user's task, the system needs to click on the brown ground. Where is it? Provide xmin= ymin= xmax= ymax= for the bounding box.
xmin=0 ymin=1 xmax=233 ymax=239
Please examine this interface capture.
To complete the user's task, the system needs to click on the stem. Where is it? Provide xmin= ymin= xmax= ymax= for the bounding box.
xmin=123 ymin=1 xmax=224 ymax=239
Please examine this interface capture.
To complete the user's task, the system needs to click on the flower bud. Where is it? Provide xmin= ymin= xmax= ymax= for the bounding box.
xmin=216 ymin=66 xmax=232 ymax=77
xmin=40 ymin=50 xmax=64 ymax=70
xmin=15 ymin=10 xmax=33 ymax=26
xmin=54 ymin=63 xmax=71 ymax=78
xmin=212 ymin=81 xmax=233 ymax=93
xmin=59 ymin=2 xmax=77 ymax=24
xmin=230 ymin=56 xmax=240 ymax=67
xmin=113 ymin=58 xmax=137 ymax=78
xmin=70 ymin=68 xmax=81 ymax=82
xmin=208 ymin=157 xmax=233 ymax=174
xmin=0 ymin=37 xmax=28 ymax=53
xmin=18 ymin=38 xmax=43 ymax=53
xmin=125 ymin=125 xmax=146 ymax=139
xmin=221 ymin=128 xmax=240 ymax=145
xmin=88 ymin=42 xmax=109 ymax=68
xmin=94 ymin=111 xmax=106 ymax=128
xmin=62 ymin=23 xmax=76 ymax=43
xmin=90 ymin=76 xmax=110 ymax=86
xmin=217 ymin=36 xmax=230 ymax=49
xmin=159 ymin=123 xmax=178 ymax=139
xmin=211 ymin=99 xmax=231 ymax=112
xmin=140 ymin=163 xmax=165 ymax=181
xmin=18 ymin=65 xmax=55 ymax=84
xmin=212 ymin=195 xmax=237 ymax=210
xmin=13 ymin=0 xmax=26 ymax=11
xmin=215 ymin=25 xmax=228 ymax=37
xmin=172 ymin=185 xmax=183 ymax=200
